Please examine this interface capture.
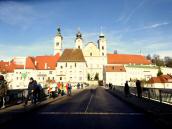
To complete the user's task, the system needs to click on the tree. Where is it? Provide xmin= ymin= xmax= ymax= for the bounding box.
xmin=157 ymin=68 xmax=163 ymax=76
xmin=146 ymin=54 xmax=151 ymax=60
xmin=152 ymin=54 xmax=165 ymax=66
xmin=87 ymin=73 xmax=90 ymax=81
xmin=94 ymin=73 xmax=99 ymax=80
xmin=164 ymin=56 xmax=172 ymax=68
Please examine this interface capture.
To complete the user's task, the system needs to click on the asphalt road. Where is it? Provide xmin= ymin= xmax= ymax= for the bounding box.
xmin=1 ymin=87 xmax=160 ymax=129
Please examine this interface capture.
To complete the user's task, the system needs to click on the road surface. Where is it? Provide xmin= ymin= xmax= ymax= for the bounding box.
xmin=1 ymin=87 xmax=159 ymax=129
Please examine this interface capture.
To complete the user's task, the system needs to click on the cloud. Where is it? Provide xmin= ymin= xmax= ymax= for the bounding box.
xmin=124 ymin=0 xmax=146 ymax=24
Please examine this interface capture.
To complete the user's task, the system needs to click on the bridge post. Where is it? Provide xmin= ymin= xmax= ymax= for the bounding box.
xmin=159 ymin=90 xmax=162 ymax=103
xmin=1 ymin=97 xmax=5 ymax=109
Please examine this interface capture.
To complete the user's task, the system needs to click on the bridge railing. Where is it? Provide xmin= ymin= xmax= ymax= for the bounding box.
xmin=111 ymin=85 xmax=172 ymax=105
xmin=0 ymin=88 xmax=48 ymax=107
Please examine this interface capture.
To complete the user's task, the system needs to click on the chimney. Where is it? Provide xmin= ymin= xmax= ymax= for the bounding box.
xmin=45 ymin=63 xmax=48 ymax=69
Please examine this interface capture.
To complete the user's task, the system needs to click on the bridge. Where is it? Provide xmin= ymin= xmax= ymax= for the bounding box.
xmin=0 ymin=86 xmax=172 ymax=129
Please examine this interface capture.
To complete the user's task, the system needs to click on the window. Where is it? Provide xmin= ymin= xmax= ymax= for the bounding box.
xmin=60 ymin=66 xmax=63 ymax=69
xmin=66 ymin=63 xmax=67 ymax=67
xmin=49 ymin=71 xmax=52 ymax=74
xmin=102 ymin=46 xmax=104 ymax=50
xmin=52 ymin=77 xmax=54 ymax=80
xmin=78 ymin=46 xmax=80 ymax=49
xmin=75 ymin=63 xmax=76 ymax=67
xmin=112 ymin=66 xmax=114 ymax=70
xmin=60 ymin=77 xmax=62 ymax=80
xmin=56 ymin=42 xmax=59 ymax=46
xmin=16 ymin=77 xmax=18 ymax=80
xmin=43 ymin=77 xmax=44 ymax=80
xmin=90 ymin=52 xmax=92 ymax=56
xmin=79 ymin=77 xmax=82 ymax=81
xmin=102 ymin=52 xmax=104 ymax=56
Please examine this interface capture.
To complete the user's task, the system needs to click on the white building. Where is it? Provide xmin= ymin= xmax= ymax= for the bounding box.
xmin=56 ymin=49 xmax=87 ymax=84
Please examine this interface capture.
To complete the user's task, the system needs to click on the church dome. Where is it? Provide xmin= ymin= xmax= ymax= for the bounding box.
xmin=76 ymin=31 xmax=82 ymax=38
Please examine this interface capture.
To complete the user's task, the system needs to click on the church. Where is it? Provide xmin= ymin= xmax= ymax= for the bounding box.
xmin=54 ymin=28 xmax=107 ymax=83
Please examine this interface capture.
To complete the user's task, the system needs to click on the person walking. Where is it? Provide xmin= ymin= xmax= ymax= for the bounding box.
xmin=124 ymin=81 xmax=130 ymax=97
xmin=32 ymin=80 xmax=38 ymax=104
xmin=25 ymin=77 xmax=34 ymax=105
xmin=51 ymin=81 xmax=57 ymax=98
xmin=77 ymin=83 xmax=80 ymax=89
xmin=66 ymin=82 xmax=69 ymax=96
xmin=57 ymin=82 xmax=61 ymax=96
xmin=68 ymin=83 xmax=72 ymax=96
xmin=136 ymin=80 xmax=142 ymax=98
xmin=61 ymin=82 xmax=65 ymax=96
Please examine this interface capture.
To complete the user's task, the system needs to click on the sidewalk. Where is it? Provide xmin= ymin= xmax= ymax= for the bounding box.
xmin=106 ymin=87 xmax=172 ymax=129
xmin=0 ymin=87 xmax=87 ymax=125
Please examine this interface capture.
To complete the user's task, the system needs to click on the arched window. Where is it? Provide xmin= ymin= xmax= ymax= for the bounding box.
xmin=102 ymin=46 xmax=104 ymax=50
xmin=78 ymin=46 xmax=80 ymax=49
xmin=56 ymin=42 xmax=59 ymax=46
xmin=90 ymin=52 xmax=92 ymax=56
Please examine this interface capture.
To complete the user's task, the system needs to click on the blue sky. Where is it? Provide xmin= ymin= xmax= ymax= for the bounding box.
xmin=0 ymin=0 xmax=172 ymax=60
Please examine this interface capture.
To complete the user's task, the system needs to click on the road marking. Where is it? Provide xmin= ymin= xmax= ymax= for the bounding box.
xmin=85 ymin=94 xmax=93 ymax=112
xmin=39 ymin=112 xmax=144 ymax=116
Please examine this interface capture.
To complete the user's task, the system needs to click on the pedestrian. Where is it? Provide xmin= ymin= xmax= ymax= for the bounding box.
xmin=81 ymin=83 xmax=83 ymax=89
xmin=77 ymin=83 xmax=80 ymax=89
xmin=136 ymin=80 xmax=142 ymax=98
xmin=25 ymin=77 xmax=34 ymax=105
xmin=51 ymin=81 xmax=57 ymax=98
xmin=57 ymin=82 xmax=61 ymax=96
xmin=61 ymin=82 xmax=65 ymax=96
xmin=32 ymin=80 xmax=38 ymax=104
xmin=66 ymin=82 xmax=69 ymax=96
xmin=68 ymin=83 xmax=72 ymax=96
xmin=124 ymin=81 xmax=130 ymax=97
xmin=0 ymin=75 xmax=8 ymax=108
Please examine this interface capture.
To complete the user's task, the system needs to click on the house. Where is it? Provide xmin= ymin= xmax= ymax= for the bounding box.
xmin=147 ymin=74 xmax=172 ymax=89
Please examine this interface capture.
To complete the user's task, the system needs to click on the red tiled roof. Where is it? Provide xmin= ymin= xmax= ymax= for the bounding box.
xmin=148 ymin=75 xmax=172 ymax=84
xmin=0 ymin=53 xmax=60 ymax=73
xmin=105 ymin=65 xmax=126 ymax=72
xmin=107 ymin=54 xmax=151 ymax=65
xmin=34 ymin=53 xmax=60 ymax=70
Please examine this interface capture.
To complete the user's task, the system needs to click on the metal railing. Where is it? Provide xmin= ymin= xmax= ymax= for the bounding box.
xmin=111 ymin=85 xmax=172 ymax=105
xmin=0 ymin=88 xmax=48 ymax=107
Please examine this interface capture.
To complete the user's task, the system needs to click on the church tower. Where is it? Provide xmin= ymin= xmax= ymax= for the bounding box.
xmin=75 ymin=30 xmax=83 ymax=49
xmin=98 ymin=32 xmax=107 ymax=57
xmin=54 ymin=27 xmax=63 ymax=55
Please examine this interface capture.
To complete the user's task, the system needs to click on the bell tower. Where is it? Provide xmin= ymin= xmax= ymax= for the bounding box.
xmin=75 ymin=29 xmax=83 ymax=49
xmin=54 ymin=27 xmax=63 ymax=55
xmin=98 ymin=32 xmax=107 ymax=57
